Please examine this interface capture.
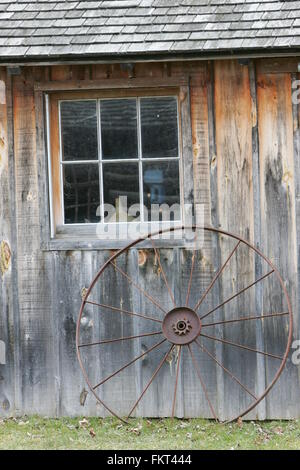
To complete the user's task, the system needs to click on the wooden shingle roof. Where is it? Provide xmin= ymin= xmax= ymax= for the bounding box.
xmin=0 ymin=0 xmax=300 ymax=61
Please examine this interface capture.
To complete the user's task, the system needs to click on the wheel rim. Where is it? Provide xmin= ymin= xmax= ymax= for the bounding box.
xmin=76 ymin=226 xmax=293 ymax=423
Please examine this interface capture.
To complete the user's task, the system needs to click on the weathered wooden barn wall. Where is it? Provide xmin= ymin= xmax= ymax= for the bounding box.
xmin=0 ymin=59 xmax=299 ymax=419
xmin=0 ymin=68 xmax=15 ymax=416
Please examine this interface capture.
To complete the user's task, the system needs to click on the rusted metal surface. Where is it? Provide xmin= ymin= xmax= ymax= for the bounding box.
xmin=76 ymin=226 xmax=293 ymax=423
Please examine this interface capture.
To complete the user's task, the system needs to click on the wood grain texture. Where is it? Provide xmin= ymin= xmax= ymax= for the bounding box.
xmin=292 ymin=72 xmax=300 ymax=404
xmin=256 ymin=58 xmax=299 ymax=75
xmin=12 ymin=69 xmax=58 ymax=415
xmin=292 ymin=72 xmax=300 ymax=370
xmin=249 ymin=61 xmax=266 ymax=420
xmin=0 ymin=68 xmax=15 ymax=416
xmin=35 ymin=77 xmax=188 ymax=92
xmin=214 ymin=60 xmax=257 ymax=420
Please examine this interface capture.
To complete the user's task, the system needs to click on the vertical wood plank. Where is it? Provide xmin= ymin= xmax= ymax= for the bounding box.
xmin=50 ymin=66 xmax=72 ymax=82
xmin=35 ymin=89 xmax=51 ymax=249
xmin=190 ymin=63 xmax=211 ymax=226
xmin=292 ymin=72 xmax=300 ymax=355
xmin=180 ymin=82 xmax=194 ymax=225
xmin=12 ymin=68 xmax=57 ymax=415
xmin=181 ymin=62 xmax=218 ymax=418
xmin=136 ymin=247 xmax=175 ymax=417
xmin=249 ymin=61 xmax=267 ymax=419
xmin=257 ymin=72 xmax=299 ymax=418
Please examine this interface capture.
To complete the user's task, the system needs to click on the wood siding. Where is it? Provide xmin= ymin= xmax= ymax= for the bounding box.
xmin=0 ymin=59 xmax=299 ymax=419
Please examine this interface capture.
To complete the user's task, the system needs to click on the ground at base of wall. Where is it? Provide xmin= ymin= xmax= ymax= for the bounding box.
xmin=0 ymin=416 xmax=300 ymax=450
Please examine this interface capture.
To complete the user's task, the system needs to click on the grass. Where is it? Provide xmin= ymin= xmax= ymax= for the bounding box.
xmin=0 ymin=416 xmax=299 ymax=450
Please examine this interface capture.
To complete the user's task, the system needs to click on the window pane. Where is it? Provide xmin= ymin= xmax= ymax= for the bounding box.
xmin=143 ymin=161 xmax=180 ymax=221
xmin=141 ymin=97 xmax=178 ymax=159
xmin=63 ymin=164 xmax=100 ymax=224
xmin=103 ymin=163 xmax=140 ymax=222
xmin=101 ymin=99 xmax=138 ymax=159
xmin=60 ymin=100 xmax=98 ymax=161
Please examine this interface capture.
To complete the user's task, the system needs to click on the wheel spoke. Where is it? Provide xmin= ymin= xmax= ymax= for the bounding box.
xmin=86 ymin=300 xmax=162 ymax=324
xmin=194 ymin=240 xmax=241 ymax=312
xmin=185 ymin=234 xmax=198 ymax=307
xmin=110 ymin=261 xmax=167 ymax=314
xmin=200 ymin=332 xmax=283 ymax=360
xmin=188 ymin=344 xmax=218 ymax=421
xmin=93 ymin=338 xmax=166 ymax=390
xmin=171 ymin=346 xmax=182 ymax=418
xmin=127 ymin=344 xmax=174 ymax=418
xmin=150 ymin=238 xmax=176 ymax=308
xmin=202 ymin=311 xmax=289 ymax=328
xmin=200 ymin=270 xmax=274 ymax=321
xmin=78 ymin=331 xmax=163 ymax=348
xmin=195 ymin=339 xmax=257 ymax=400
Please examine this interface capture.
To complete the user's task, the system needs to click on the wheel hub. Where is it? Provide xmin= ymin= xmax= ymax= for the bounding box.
xmin=173 ymin=318 xmax=192 ymax=336
xmin=162 ymin=307 xmax=201 ymax=345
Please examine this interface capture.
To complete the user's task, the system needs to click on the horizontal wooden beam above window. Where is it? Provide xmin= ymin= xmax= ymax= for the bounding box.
xmin=256 ymin=58 xmax=299 ymax=75
xmin=34 ymin=76 xmax=189 ymax=92
xmin=47 ymin=87 xmax=181 ymax=101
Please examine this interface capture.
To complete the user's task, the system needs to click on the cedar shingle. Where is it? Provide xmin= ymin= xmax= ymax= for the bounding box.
xmin=0 ymin=0 xmax=299 ymax=60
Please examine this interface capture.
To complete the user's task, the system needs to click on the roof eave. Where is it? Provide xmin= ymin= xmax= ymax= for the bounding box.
xmin=1 ymin=47 xmax=300 ymax=67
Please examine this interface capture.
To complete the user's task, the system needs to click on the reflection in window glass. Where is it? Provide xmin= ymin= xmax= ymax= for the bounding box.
xmin=143 ymin=161 xmax=180 ymax=221
xmin=140 ymin=97 xmax=178 ymax=159
xmin=101 ymin=99 xmax=138 ymax=159
xmin=59 ymin=95 xmax=182 ymax=225
xmin=103 ymin=163 xmax=140 ymax=222
xmin=60 ymin=100 xmax=98 ymax=161
xmin=63 ymin=164 xmax=100 ymax=224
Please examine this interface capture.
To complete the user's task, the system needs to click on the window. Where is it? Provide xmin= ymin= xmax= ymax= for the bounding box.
xmin=59 ymin=96 xmax=181 ymax=225
xmin=42 ymin=80 xmax=194 ymax=247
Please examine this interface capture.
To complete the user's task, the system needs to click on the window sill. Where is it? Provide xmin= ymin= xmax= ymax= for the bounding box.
xmin=42 ymin=222 xmax=196 ymax=251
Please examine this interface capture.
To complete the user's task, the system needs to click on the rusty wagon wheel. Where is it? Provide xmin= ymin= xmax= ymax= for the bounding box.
xmin=76 ymin=226 xmax=293 ymax=423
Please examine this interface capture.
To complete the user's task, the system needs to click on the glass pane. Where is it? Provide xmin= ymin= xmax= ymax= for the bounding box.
xmin=60 ymin=100 xmax=98 ymax=161
xmin=140 ymin=97 xmax=178 ymax=159
xmin=63 ymin=164 xmax=100 ymax=224
xmin=143 ymin=161 xmax=180 ymax=221
xmin=103 ymin=163 xmax=140 ymax=222
xmin=100 ymin=99 xmax=138 ymax=159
